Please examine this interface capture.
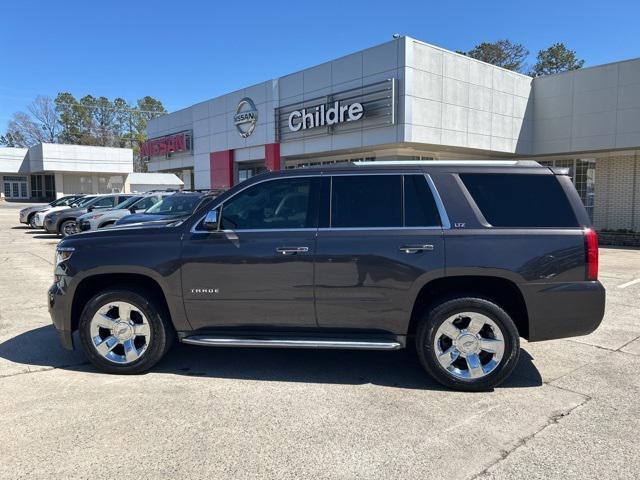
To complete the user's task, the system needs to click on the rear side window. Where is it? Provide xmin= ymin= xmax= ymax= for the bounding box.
xmin=460 ymin=173 xmax=578 ymax=227
xmin=331 ymin=175 xmax=402 ymax=228
xmin=404 ymin=175 xmax=441 ymax=226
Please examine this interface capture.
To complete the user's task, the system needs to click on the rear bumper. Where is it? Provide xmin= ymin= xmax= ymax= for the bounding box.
xmin=48 ymin=282 xmax=74 ymax=350
xmin=522 ymin=281 xmax=605 ymax=342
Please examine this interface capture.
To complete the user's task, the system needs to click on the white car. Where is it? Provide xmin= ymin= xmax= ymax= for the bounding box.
xmin=33 ymin=196 xmax=96 ymax=228
xmin=76 ymin=192 xmax=173 ymax=232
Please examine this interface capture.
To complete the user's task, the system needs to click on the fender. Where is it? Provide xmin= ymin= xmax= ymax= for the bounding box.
xmin=68 ymin=264 xmax=192 ymax=332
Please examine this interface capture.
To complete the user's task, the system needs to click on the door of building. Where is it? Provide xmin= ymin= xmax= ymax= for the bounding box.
xmin=3 ymin=177 xmax=28 ymax=199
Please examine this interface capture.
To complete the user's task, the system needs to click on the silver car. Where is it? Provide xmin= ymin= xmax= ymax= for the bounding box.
xmin=19 ymin=195 xmax=84 ymax=228
xmin=76 ymin=192 xmax=174 ymax=232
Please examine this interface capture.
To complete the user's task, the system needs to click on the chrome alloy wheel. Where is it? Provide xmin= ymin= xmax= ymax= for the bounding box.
xmin=62 ymin=221 xmax=77 ymax=236
xmin=90 ymin=301 xmax=152 ymax=364
xmin=433 ymin=312 xmax=505 ymax=380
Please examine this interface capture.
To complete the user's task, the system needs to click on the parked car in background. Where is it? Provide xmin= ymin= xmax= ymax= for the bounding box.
xmin=77 ymin=192 xmax=175 ymax=232
xmin=19 ymin=195 xmax=85 ymax=228
xmin=48 ymin=161 xmax=605 ymax=391
xmin=114 ymin=191 xmax=211 ymax=226
xmin=44 ymin=193 xmax=133 ymax=237
xmin=33 ymin=195 xmax=96 ymax=229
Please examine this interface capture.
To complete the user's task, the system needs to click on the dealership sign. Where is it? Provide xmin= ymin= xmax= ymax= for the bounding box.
xmin=234 ymin=97 xmax=258 ymax=138
xmin=276 ymin=78 xmax=395 ymax=142
xmin=288 ymin=101 xmax=364 ymax=132
xmin=140 ymin=131 xmax=192 ymax=158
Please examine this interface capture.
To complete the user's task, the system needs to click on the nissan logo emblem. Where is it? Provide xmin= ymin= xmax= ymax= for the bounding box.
xmin=233 ymin=97 xmax=258 ymax=138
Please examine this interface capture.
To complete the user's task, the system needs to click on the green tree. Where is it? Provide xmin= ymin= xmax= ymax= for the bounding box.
xmin=461 ymin=39 xmax=529 ymax=73
xmin=530 ymin=43 xmax=585 ymax=76
xmin=92 ymin=96 xmax=116 ymax=146
xmin=6 ymin=92 xmax=166 ymax=162
xmin=131 ymin=96 xmax=166 ymax=172
xmin=55 ymin=92 xmax=83 ymax=144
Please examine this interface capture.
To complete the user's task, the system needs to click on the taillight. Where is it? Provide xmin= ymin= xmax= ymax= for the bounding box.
xmin=585 ymin=228 xmax=599 ymax=281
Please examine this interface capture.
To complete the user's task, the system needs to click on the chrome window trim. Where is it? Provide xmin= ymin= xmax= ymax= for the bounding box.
xmin=319 ymin=226 xmax=442 ymax=232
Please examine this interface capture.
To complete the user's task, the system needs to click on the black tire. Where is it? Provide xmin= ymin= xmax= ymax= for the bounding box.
xmin=416 ymin=297 xmax=520 ymax=392
xmin=78 ymin=288 xmax=175 ymax=374
xmin=28 ymin=214 xmax=38 ymax=229
xmin=59 ymin=219 xmax=76 ymax=237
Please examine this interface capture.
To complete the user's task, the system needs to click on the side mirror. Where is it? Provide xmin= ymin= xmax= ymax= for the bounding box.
xmin=202 ymin=209 xmax=219 ymax=230
xmin=129 ymin=207 xmax=136 ymax=214
xmin=71 ymin=203 xmax=78 ymax=208
xmin=87 ymin=206 xmax=94 ymax=212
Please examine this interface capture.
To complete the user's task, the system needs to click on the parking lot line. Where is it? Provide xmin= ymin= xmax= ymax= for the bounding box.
xmin=617 ymin=278 xmax=640 ymax=289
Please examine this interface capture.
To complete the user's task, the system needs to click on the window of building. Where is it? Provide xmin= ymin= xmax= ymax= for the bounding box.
xmin=404 ymin=175 xmax=441 ymax=226
xmin=238 ymin=164 xmax=266 ymax=182
xmin=460 ymin=173 xmax=579 ymax=228
xmin=331 ymin=175 xmax=402 ymax=228
xmin=30 ymin=175 xmax=43 ymax=198
xmin=221 ymin=177 xmax=316 ymax=230
xmin=44 ymin=175 xmax=55 ymax=199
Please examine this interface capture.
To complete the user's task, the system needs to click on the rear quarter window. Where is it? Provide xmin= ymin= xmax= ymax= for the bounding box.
xmin=460 ymin=173 xmax=579 ymax=227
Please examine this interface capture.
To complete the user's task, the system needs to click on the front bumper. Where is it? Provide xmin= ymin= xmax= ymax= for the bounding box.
xmin=48 ymin=282 xmax=74 ymax=350
xmin=523 ymin=281 xmax=606 ymax=342
xmin=44 ymin=217 xmax=58 ymax=233
xmin=78 ymin=220 xmax=92 ymax=232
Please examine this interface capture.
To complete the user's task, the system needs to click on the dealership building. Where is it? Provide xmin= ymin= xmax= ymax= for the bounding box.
xmin=144 ymin=36 xmax=640 ymax=232
xmin=0 ymin=143 xmax=133 ymax=201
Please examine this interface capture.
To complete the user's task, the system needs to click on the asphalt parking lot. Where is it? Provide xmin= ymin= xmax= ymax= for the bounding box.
xmin=0 ymin=201 xmax=639 ymax=480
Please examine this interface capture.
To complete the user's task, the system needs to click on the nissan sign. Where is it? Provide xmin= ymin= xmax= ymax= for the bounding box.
xmin=288 ymin=101 xmax=364 ymax=132
xmin=234 ymin=97 xmax=258 ymax=138
xmin=140 ymin=131 xmax=192 ymax=158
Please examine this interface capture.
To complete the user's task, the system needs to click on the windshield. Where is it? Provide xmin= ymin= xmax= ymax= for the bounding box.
xmin=145 ymin=195 xmax=202 ymax=215
xmin=114 ymin=196 xmax=142 ymax=210
xmin=75 ymin=196 xmax=98 ymax=207
xmin=50 ymin=196 xmax=76 ymax=207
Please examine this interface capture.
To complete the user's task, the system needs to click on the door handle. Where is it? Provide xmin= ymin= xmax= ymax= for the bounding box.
xmin=276 ymin=246 xmax=309 ymax=255
xmin=399 ymin=244 xmax=434 ymax=254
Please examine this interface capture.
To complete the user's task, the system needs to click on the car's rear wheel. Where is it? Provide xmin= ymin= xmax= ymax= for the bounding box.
xmin=60 ymin=219 xmax=77 ymax=237
xmin=78 ymin=289 xmax=175 ymax=374
xmin=416 ymin=297 xmax=520 ymax=391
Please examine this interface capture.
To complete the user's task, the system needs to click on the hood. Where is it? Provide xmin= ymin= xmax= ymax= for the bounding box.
xmin=71 ymin=217 xmax=184 ymax=239
xmin=21 ymin=204 xmax=50 ymax=215
xmin=116 ymin=212 xmax=189 ymax=226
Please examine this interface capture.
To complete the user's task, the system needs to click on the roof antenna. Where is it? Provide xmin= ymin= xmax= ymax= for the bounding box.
xmin=392 ymin=33 xmax=400 ymax=39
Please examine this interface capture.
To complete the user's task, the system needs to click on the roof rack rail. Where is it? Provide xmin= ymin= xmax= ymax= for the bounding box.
xmin=353 ymin=160 xmax=541 ymax=167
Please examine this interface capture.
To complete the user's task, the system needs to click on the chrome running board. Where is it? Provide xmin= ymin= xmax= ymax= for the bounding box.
xmin=180 ymin=335 xmax=402 ymax=350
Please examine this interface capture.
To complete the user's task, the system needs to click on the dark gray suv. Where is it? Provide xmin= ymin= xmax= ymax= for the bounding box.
xmin=48 ymin=161 xmax=605 ymax=391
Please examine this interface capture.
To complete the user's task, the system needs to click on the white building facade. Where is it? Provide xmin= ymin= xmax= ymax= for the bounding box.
xmin=0 ymin=143 xmax=133 ymax=201
xmin=145 ymin=36 xmax=640 ymax=232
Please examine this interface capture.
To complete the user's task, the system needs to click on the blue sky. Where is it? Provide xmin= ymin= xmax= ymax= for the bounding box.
xmin=1 ymin=0 xmax=638 ymax=131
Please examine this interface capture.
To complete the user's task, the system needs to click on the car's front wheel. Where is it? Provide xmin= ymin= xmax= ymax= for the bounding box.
xmin=59 ymin=219 xmax=77 ymax=237
xmin=28 ymin=214 xmax=38 ymax=229
xmin=78 ymin=289 xmax=175 ymax=374
xmin=416 ymin=297 xmax=520 ymax=391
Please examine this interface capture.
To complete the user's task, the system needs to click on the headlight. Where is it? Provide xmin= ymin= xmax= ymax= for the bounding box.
xmin=55 ymin=246 xmax=75 ymax=266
